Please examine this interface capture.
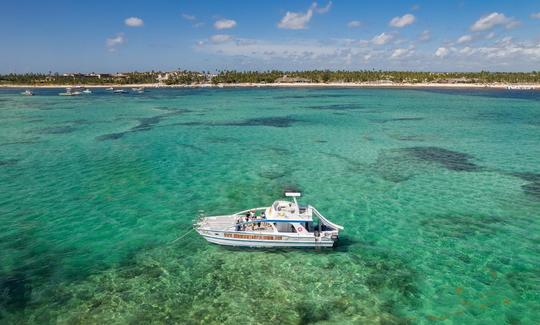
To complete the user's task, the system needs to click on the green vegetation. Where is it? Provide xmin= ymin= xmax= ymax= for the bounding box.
xmin=211 ymin=70 xmax=540 ymax=84
xmin=1 ymin=70 xmax=539 ymax=85
xmin=0 ymin=71 xmax=162 ymax=85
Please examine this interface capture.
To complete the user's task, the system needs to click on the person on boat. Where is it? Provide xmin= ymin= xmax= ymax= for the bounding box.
xmin=244 ymin=213 xmax=250 ymax=230
xmin=236 ymin=219 xmax=241 ymax=231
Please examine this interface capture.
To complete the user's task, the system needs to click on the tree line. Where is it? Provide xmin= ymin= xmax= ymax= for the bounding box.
xmin=210 ymin=70 xmax=540 ymax=84
xmin=1 ymin=70 xmax=539 ymax=85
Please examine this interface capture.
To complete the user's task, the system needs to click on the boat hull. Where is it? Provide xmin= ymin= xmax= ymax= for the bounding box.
xmin=197 ymin=231 xmax=336 ymax=248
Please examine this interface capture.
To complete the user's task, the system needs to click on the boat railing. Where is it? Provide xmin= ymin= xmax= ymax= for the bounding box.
xmin=231 ymin=220 xmax=275 ymax=231
xmin=310 ymin=206 xmax=344 ymax=230
xmin=232 ymin=207 xmax=268 ymax=216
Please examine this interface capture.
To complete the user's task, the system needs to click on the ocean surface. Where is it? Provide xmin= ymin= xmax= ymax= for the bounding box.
xmin=0 ymin=87 xmax=539 ymax=324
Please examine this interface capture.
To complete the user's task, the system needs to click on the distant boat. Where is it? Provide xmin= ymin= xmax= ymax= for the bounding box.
xmin=58 ymin=88 xmax=81 ymax=96
xmin=113 ymin=89 xmax=126 ymax=94
xmin=105 ymin=87 xmax=114 ymax=91
xmin=82 ymin=89 xmax=92 ymax=94
xmin=21 ymin=90 xmax=33 ymax=96
xmin=506 ymin=85 xmax=533 ymax=90
xmin=132 ymin=87 xmax=144 ymax=93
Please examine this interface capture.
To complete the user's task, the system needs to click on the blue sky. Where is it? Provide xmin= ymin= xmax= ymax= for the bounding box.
xmin=1 ymin=0 xmax=539 ymax=73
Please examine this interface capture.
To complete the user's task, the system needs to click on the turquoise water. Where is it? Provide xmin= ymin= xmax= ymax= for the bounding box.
xmin=0 ymin=87 xmax=539 ymax=324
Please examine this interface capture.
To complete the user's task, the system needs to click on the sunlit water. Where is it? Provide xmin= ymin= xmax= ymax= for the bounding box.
xmin=0 ymin=87 xmax=539 ymax=324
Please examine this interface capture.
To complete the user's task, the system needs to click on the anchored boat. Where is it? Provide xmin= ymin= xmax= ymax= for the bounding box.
xmin=195 ymin=192 xmax=343 ymax=248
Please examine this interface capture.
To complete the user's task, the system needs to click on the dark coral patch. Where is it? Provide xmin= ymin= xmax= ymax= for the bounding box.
xmin=96 ymin=109 xmax=192 ymax=141
xmin=40 ymin=125 xmax=77 ymax=134
xmin=95 ymin=133 xmax=125 ymax=141
xmin=419 ymin=214 xmax=504 ymax=239
xmin=511 ymin=172 xmax=540 ymax=199
xmin=373 ymin=117 xmax=424 ymax=123
xmin=306 ymin=103 xmax=364 ymax=110
xmin=401 ymin=146 xmax=481 ymax=172
xmin=0 ymin=273 xmax=32 ymax=309
xmin=226 ymin=116 xmax=300 ymax=128
xmin=0 ymin=159 xmax=19 ymax=167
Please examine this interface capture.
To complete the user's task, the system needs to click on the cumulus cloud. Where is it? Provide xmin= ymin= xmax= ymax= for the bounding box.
xmin=447 ymin=38 xmax=540 ymax=64
xmin=278 ymin=2 xmax=332 ymax=29
xmin=419 ymin=30 xmax=431 ymax=41
xmin=314 ymin=1 xmax=332 ymax=14
xmin=196 ymin=34 xmax=540 ymax=71
xmin=214 ymin=19 xmax=237 ymax=30
xmin=182 ymin=13 xmax=204 ymax=27
xmin=106 ymin=33 xmax=125 ymax=51
xmin=389 ymin=14 xmax=416 ymax=28
xmin=457 ymin=35 xmax=473 ymax=44
xmin=435 ymin=47 xmax=449 ymax=58
xmin=210 ymin=34 xmax=233 ymax=43
xmin=371 ymin=32 xmax=393 ymax=45
xmin=531 ymin=12 xmax=540 ymax=19
xmin=347 ymin=20 xmax=362 ymax=28
xmin=391 ymin=47 xmax=414 ymax=59
xmin=470 ymin=12 xmax=518 ymax=31
xmin=124 ymin=17 xmax=144 ymax=27
xmin=182 ymin=14 xmax=196 ymax=21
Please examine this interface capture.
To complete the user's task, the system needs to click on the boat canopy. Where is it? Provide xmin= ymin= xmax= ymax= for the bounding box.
xmin=285 ymin=191 xmax=301 ymax=197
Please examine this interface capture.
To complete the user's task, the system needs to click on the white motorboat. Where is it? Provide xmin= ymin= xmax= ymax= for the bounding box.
xmin=82 ymin=89 xmax=92 ymax=94
xmin=195 ymin=192 xmax=343 ymax=248
xmin=113 ymin=89 xmax=126 ymax=93
xmin=506 ymin=85 xmax=533 ymax=90
xmin=21 ymin=90 xmax=33 ymax=96
xmin=105 ymin=87 xmax=114 ymax=91
xmin=58 ymin=88 xmax=81 ymax=96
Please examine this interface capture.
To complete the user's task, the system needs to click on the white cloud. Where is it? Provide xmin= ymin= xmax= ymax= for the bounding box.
xmin=278 ymin=11 xmax=312 ymax=29
xmin=372 ymin=32 xmax=393 ymax=45
xmin=182 ymin=14 xmax=196 ymax=21
xmin=419 ymin=30 xmax=431 ymax=41
xmin=106 ymin=33 xmax=125 ymax=51
xmin=449 ymin=39 xmax=540 ymax=63
xmin=314 ymin=1 xmax=332 ymax=14
xmin=182 ymin=14 xmax=204 ymax=28
xmin=124 ymin=17 xmax=144 ymax=27
xmin=391 ymin=47 xmax=413 ymax=59
xmin=210 ymin=34 xmax=233 ymax=43
xmin=389 ymin=14 xmax=416 ymax=28
xmin=485 ymin=32 xmax=496 ymax=40
xmin=214 ymin=19 xmax=237 ymax=30
xmin=196 ymin=35 xmax=540 ymax=71
xmin=457 ymin=35 xmax=473 ymax=44
xmin=277 ymin=2 xmax=331 ymax=29
xmin=347 ymin=20 xmax=361 ymax=28
xmin=435 ymin=47 xmax=449 ymax=58
xmin=531 ymin=12 xmax=540 ymax=19
xmin=470 ymin=12 xmax=518 ymax=31
xmin=459 ymin=47 xmax=473 ymax=55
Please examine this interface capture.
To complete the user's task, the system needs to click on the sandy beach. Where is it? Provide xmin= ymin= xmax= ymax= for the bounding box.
xmin=1 ymin=82 xmax=539 ymax=90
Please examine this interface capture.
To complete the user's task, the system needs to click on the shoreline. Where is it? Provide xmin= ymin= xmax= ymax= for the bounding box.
xmin=1 ymin=82 xmax=539 ymax=90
